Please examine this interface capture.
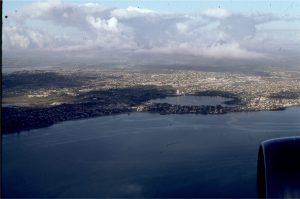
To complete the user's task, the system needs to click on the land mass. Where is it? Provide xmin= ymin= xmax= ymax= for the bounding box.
xmin=2 ymin=69 xmax=300 ymax=134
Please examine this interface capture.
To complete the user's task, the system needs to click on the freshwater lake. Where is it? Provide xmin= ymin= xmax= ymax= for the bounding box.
xmin=2 ymin=106 xmax=300 ymax=198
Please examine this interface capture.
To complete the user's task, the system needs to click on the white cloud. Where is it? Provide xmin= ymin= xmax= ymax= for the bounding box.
xmin=203 ymin=8 xmax=231 ymax=19
xmin=176 ymin=22 xmax=188 ymax=34
xmin=203 ymin=42 xmax=267 ymax=59
xmin=10 ymin=33 xmax=30 ymax=49
xmin=26 ymin=30 xmax=45 ymax=48
xmin=2 ymin=26 xmax=46 ymax=49
xmin=20 ymin=0 xmax=62 ymax=19
xmin=138 ymin=41 xmax=267 ymax=60
xmin=3 ymin=1 xmax=300 ymax=69
xmin=111 ymin=6 xmax=157 ymax=19
xmin=86 ymin=16 xmax=119 ymax=32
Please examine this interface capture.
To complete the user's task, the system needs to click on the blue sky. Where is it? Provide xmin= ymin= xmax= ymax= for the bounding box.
xmin=4 ymin=0 xmax=300 ymax=16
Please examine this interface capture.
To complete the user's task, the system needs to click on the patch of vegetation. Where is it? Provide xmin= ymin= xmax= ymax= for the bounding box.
xmin=2 ymin=71 xmax=86 ymax=91
xmin=76 ymin=85 xmax=175 ymax=105
xmin=270 ymin=91 xmax=300 ymax=99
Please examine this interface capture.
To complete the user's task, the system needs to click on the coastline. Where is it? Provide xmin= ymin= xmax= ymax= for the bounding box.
xmin=2 ymin=97 xmax=290 ymax=135
xmin=3 ymin=70 xmax=300 ymax=134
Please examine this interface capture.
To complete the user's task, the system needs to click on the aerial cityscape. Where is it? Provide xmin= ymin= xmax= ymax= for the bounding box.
xmin=2 ymin=0 xmax=300 ymax=198
xmin=3 ymin=69 xmax=300 ymax=133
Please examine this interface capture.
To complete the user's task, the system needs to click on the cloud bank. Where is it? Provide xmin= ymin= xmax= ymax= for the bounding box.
xmin=3 ymin=0 xmax=300 ymax=70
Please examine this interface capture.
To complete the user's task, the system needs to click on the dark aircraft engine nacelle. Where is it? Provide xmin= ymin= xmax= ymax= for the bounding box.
xmin=257 ymin=136 xmax=300 ymax=198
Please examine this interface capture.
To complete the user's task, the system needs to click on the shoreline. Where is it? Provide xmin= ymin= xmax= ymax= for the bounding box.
xmin=2 ymin=101 xmax=290 ymax=135
xmin=3 ymin=70 xmax=300 ymax=134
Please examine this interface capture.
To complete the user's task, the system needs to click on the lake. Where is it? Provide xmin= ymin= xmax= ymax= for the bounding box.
xmin=2 ymin=107 xmax=300 ymax=198
xmin=149 ymin=95 xmax=234 ymax=106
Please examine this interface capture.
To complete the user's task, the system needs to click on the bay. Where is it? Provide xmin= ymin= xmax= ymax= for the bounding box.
xmin=2 ymin=107 xmax=300 ymax=198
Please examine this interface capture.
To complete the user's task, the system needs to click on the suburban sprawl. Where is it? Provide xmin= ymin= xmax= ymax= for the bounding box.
xmin=2 ymin=69 xmax=300 ymax=133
